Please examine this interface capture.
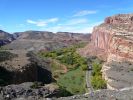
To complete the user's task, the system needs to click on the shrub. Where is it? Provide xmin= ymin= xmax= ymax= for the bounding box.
xmin=81 ymin=65 xmax=88 ymax=71
xmin=58 ymin=86 xmax=73 ymax=97
xmin=91 ymin=62 xmax=107 ymax=89
xmin=92 ymin=62 xmax=102 ymax=76
xmin=30 ymin=82 xmax=40 ymax=89
xmin=91 ymin=75 xmax=106 ymax=89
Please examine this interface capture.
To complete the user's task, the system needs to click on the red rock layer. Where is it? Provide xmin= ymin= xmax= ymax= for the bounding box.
xmin=79 ymin=14 xmax=133 ymax=62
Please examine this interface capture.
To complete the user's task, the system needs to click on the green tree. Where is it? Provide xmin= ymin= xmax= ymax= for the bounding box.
xmin=91 ymin=75 xmax=106 ymax=89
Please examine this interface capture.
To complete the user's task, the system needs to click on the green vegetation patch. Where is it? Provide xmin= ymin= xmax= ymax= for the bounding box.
xmin=39 ymin=46 xmax=88 ymax=71
xmin=57 ymin=67 xmax=86 ymax=95
xmin=91 ymin=61 xmax=107 ymax=90
xmin=38 ymin=43 xmax=88 ymax=96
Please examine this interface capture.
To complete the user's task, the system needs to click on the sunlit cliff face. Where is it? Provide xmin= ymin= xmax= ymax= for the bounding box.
xmin=79 ymin=14 xmax=133 ymax=62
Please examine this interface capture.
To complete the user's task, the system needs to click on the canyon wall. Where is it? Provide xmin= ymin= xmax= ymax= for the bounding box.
xmin=101 ymin=14 xmax=133 ymax=62
xmin=80 ymin=14 xmax=133 ymax=62
xmin=79 ymin=14 xmax=133 ymax=90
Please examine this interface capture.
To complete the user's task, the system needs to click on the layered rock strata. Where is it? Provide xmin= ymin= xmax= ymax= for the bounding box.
xmin=79 ymin=14 xmax=133 ymax=90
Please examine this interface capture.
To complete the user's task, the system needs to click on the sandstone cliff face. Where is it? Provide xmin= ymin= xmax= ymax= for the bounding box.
xmin=80 ymin=14 xmax=133 ymax=62
xmin=79 ymin=14 xmax=133 ymax=90
xmin=92 ymin=14 xmax=133 ymax=62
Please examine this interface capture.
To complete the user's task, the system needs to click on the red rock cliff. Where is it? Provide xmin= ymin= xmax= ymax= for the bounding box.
xmin=79 ymin=14 xmax=133 ymax=90
xmin=79 ymin=14 xmax=133 ymax=62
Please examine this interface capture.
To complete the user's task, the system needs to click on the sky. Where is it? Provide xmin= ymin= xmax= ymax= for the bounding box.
xmin=0 ymin=0 xmax=133 ymax=33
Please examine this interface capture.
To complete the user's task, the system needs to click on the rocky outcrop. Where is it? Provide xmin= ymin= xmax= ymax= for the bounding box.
xmin=0 ymin=50 xmax=52 ymax=85
xmin=79 ymin=14 xmax=133 ymax=90
xmin=56 ymin=88 xmax=133 ymax=100
xmin=1 ymin=83 xmax=133 ymax=100
xmin=102 ymin=61 xmax=133 ymax=90
xmin=0 ymin=30 xmax=15 ymax=46
xmin=0 ymin=82 xmax=58 ymax=100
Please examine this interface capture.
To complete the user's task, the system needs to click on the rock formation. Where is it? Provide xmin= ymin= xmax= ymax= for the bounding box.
xmin=1 ymin=85 xmax=133 ymax=100
xmin=0 ymin=30 xmax=15 ymax=46
xmin=56 ymin=88 xmax=133 ymax=100
xmin=79 ymin=14 xmax=133 ymax=90
xmin=0 ymin=50 xmax=52 ymax=85
xmin=4 ymin=31 xmax=90 ymax=51
xmin=0 ymin=82 xmax=58 ymax=100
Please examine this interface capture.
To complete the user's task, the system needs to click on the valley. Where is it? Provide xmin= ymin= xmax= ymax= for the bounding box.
xmin=0 ymin=13 xmax=133 ymax=100
xmin=0 ymin=31 xmax=92 ymax=99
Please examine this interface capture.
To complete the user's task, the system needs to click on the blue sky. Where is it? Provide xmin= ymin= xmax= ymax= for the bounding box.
xmin=0 ymin=0 xmax=133 ymax=33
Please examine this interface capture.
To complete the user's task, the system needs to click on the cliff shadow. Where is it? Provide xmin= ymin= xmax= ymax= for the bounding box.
xmin=27 ymin=51 xmax=52 ymax=84
xmin=0 ymin=66 xmax=12 ymax=86
xmin=37 ymin=66 xmax=52 ymax=84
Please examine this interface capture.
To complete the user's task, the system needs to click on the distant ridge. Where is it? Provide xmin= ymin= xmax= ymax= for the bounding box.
xmin=0 ymin=30 xmax=15 ymax=46
xmin=2 ymin=30 xmax=91 ymax=51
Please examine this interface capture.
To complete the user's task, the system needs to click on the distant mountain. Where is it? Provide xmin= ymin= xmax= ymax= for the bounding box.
xmin=0 ymin=30 xmax=15 ymax=46
xmin=3 ymin=30 xmax=91 ymax=51
xmin=15 ymin=31 xmax=90 ymax=41
xmin=17 ymin=31 xmax=54 ymax=40
xmin=55 ymin=32 xmax=91 ymax=41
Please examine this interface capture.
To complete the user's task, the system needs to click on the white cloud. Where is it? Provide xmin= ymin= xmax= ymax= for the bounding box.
xmin=0 ymin=25 xmax=3 ymax=27
xmin=89 ymin=21 xmax=103 ymax=27
xmin=47 ymin=18 xmax=58 ymax=23
xmin=16 ymin=24 xmax=25 ymax=28
xmin=44 ymin=25 xmax=92 ymax=33
xmin=42 ymin=21 xmax=102 ymax=33
xmin=116 ymin=7 xmax=133 ymax=11
xmin=65 ymin=18 xmax=88 ymax=25
xmin=27 ymin=19 xmax=47 ymax=27
xmin=26 ymin=15 xmax=102 ymax=33
xmin=73 ymin=10 xmax=97 ymax=17
xmin=57 ymin=18 xmax=88 ymax=26
xmin=0 ymin=25 xmax=5 ymax=30
xmin=70 ymin=21 xmax=103 ymax=33
xmin=41 ymin=18 xmax=89 ymax=33
xmin=27 ymin=18 xmax=59 ymax=27
xmin=27 ymin=20 xmax=36 ymax=24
